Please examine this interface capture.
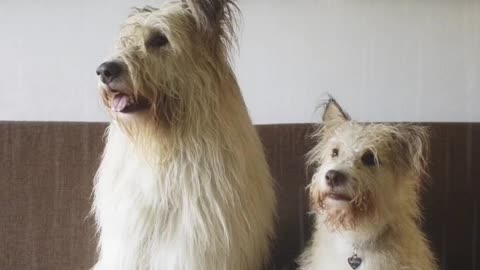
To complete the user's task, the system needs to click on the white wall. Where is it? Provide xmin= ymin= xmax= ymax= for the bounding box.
xmin=1 ymin=0 xmax=479 ymax=124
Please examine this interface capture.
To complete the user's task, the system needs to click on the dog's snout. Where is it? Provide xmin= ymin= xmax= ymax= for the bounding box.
xmin=325 ymin=170 xmax=347 ymax=187
xmin=96 ymin=61 xmax=123 ymax=83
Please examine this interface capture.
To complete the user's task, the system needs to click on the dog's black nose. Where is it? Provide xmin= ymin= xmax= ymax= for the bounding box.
xmin=96 ymin=61 xmax=123 ymax=83
xmin=325 ymin=170 xmax=347 ymax=187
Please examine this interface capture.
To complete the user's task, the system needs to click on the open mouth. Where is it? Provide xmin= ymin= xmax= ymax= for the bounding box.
xmin=326 ymin=193 xmax=352 ymax=201
xmin=106 ymin=90 xmax=150 ymax=113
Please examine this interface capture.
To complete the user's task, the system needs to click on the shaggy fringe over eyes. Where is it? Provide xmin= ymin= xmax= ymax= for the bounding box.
xmin=307 ymin=122 xmax=430 ymax=180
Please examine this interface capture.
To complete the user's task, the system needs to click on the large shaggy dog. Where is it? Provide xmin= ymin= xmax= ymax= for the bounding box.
xmin=92 ymin=1 xmax=276 ymax=269
xmin=298 ymin=99 xmax=437 ymax=270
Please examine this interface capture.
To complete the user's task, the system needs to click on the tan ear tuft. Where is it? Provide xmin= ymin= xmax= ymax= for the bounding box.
xmin=322 ymin=98 xmax=351 ymax=123
xmin=183 ymin=0 xmax=238 ymax=34
xmin=397 ymin=125 xmax=430 ymax=178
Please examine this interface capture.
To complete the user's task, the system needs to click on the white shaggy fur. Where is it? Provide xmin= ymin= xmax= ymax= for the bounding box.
xmin=91 ymin=1 xmax=276 ymax=270
xmin=298 ymin=99 xmax=437 ymax=270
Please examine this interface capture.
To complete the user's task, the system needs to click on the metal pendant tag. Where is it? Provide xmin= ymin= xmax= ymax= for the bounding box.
xmin=347 ymin=253 xmax=362 ymax=269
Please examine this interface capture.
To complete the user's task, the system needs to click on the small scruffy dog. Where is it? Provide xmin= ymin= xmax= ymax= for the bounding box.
xmin=298 ymin=99 xmax=437 ymax=270
xmin=92 ymin=1 xmax=276 ymax=269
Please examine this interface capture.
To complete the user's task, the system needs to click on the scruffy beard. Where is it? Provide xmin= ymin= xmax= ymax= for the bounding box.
xmin=310 ymin=187 xmax=374 ymax=231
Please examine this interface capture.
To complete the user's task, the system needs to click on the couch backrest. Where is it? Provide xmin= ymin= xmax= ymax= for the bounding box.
xmin=0 ymin=122 xmax=478 ymax=270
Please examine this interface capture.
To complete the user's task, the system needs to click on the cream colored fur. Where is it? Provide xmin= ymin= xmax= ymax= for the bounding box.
xmin=91 ymin=1 xmax=276 ymax=270
xmin=298 ymin=99 xmax=437 ymax=270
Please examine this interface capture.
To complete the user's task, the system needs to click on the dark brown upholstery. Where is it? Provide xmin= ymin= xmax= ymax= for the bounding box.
xmin=0 ymin=122 xmax=478 ymax=270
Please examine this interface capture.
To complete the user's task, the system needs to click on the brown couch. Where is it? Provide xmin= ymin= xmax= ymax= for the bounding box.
xmin=0 ymin=122 xmax=478 ymax=270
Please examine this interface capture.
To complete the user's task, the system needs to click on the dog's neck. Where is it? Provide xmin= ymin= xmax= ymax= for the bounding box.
xmin=316 ymin=207 xmax=420 ymax=255
xmin=319 ymin=222 xmax=390 ymax=251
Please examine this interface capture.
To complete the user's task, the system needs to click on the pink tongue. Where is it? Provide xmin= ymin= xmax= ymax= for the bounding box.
xmin=111 ymin=94 xmax=130 ymax=112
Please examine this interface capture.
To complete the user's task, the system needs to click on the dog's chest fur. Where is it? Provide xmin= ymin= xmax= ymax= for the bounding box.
xmin=94 ymin=127 xmax=192 ymax=269
xmin=303 ymin=229 xmax=394 ymax=270
xmin=300 ymin=220 xmax=435 ymax=270
xmin=93 ymin=124 xmax=273 ymax=270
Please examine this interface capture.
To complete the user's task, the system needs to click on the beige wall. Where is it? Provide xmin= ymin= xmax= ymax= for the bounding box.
xmin=1 ymin=0 xmax=479 ymax=124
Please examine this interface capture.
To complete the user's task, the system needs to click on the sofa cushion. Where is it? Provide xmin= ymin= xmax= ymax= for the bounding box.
xmin=0 ymin=122 xmax=478 ymax=270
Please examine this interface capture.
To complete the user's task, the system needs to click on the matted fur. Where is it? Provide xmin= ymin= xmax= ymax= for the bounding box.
xmin=298 ymin=99 xmax=437 ymax=270
xmin=92 ymin=1 xmax=276 ymax=270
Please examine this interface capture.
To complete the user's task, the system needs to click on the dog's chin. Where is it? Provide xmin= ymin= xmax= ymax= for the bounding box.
xmin=315 ymin=191 xmax=352 ymax=209
xmin=312 ymin=190 xmax=372 ymax=231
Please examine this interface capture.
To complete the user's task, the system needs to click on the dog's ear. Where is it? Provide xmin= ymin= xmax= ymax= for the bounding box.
xmin=397 ymin=125 xmax=430 ymax=177
xmin=322 ymin=98 xmax=351 ymax=123
xmin=183 ymin=0 xmax=237 ymax=35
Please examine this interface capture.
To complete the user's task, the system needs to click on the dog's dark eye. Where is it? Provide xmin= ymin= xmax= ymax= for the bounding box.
xmin=147 ymin=33 xmax=169 ymax=48
xmin=361 ymin=151 xmax=377 ymax=167
xmin=331 ymin=148 xmax=339 ymax=158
